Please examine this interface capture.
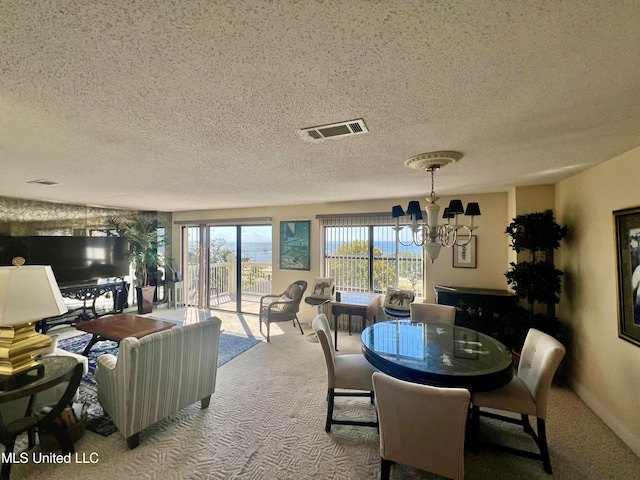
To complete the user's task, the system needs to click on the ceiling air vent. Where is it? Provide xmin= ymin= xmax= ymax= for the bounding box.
xmin=299 ymin=118 xmax=368 ymax=142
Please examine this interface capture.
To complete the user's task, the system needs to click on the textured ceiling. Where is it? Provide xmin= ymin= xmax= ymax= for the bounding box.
xmin=1 ymin=1 xmax=640 ymax=213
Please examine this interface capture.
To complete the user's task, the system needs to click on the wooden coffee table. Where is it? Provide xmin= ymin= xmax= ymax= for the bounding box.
xmin=74 ymin=313 xmax=176 ymax=356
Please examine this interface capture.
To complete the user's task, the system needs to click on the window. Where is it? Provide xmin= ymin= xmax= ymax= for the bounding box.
xmin=320 ymin=215 xmax=424 ymax=297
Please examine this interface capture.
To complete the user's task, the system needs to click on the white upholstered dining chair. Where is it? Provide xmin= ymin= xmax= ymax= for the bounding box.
xmin=470 ymin=328 xmax=566 ymax=473
xmin=312 ymin=313 xmax=378 ymax=432
xmin=409 ymin=302 xmax=456 ymax=324
xmin=372 ymin=372 xmax=470 ymax=480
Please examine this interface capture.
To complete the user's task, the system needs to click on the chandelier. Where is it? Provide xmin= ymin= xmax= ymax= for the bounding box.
xmin=391 ymin=151 xmax=480 ymax=262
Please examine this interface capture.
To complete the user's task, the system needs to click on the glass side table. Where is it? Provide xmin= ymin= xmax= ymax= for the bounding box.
xmin=0 ymin=356 xmax=83 ymax=479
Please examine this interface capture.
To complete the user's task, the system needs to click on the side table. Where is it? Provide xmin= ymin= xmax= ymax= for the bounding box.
xmin=165 ymin=281 xmax=184 ymax=308
xmin=330 ymin=292 xmax=379 ymax=351
xmin=0 ymin=357 xmax=83 ymax=480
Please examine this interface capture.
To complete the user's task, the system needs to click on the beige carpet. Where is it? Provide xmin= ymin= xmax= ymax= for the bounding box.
xmin=8 ymin=309 xmax=640 ymax=479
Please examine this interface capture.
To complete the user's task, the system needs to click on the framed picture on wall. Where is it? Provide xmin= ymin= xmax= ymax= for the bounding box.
xmin=614 ymin=206 xmax=640 ymax=346
xmin=279 ymin=220 xmax=311 ymax=271
xmin=453 ymin=235 xmax=477 ymax=268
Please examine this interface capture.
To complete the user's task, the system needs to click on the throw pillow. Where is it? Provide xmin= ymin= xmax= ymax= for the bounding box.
xmin=284 ymin=283 xmax=302 ymax=300
xmin=383 ymin=287 xmax=414 ymax=311
xmin=309 ymin=277 xmax=335 ymax=300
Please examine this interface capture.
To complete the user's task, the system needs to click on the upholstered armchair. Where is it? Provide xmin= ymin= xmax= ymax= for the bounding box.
xmin=95 ymin=317 xmax=221 ymax=448
xmin=259 ymin=280 xmax=308 ymax=341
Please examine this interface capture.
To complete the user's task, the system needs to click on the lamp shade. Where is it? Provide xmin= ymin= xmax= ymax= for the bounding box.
xmin=447 ymin=199 xmax=465 ymax=215
xmin=442 ymin=207 xmax=454 ymax=219
xmin=464 ymin=202 xmax=481 ymax=216
xmin=0 ymin=266 xmax=67 ymax=327
xmin=406 ymin=201 xmax=423 ymax=221
xmin=391 ymin=205 xmax=405 ymax=218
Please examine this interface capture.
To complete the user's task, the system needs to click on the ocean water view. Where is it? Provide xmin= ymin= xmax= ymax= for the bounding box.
xmin=222 ymin=242 xmax=273 ymax=263
xmin=221 ymin=241 xmax=421 ymax=264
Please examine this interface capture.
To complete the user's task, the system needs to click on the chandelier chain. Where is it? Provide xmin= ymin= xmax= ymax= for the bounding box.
xmin=430 ymin=169 xmax=435 ymax=198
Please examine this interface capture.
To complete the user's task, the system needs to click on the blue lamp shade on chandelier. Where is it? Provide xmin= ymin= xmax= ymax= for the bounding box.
xmin=392 ymin=198 xmax=481 ymax=262
xmin=391 ymin=151 xmax=481 ymax=262
xmin=393 ymin=201 xmax=481 ymax=222
xmin=405 ymin=201 xmax=423 ymax=221
xmin=442 ymin=201 xmax=482 ymax=219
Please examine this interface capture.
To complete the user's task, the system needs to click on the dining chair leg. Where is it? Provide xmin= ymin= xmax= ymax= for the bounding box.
xmin=537 ymin=418 xmax=552 ymax=474
xmin=470 ymin=405 xmax=481 ymax=453
xmin=380 ymin=458 xmax=393 ymax=480
xmin=522 ymin=414 xmax=533 ymax=434
xmin=325 ymin=388 xmax=335 ymax=432
xmin=471 ymin=405 xmax=553 ymax=474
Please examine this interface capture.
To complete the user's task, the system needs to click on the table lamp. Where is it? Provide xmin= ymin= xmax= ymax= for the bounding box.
xmin=0 ymin=259 xmax=68 ymax=378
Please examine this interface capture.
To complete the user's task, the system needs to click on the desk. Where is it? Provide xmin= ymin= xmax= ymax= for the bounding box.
xmin=0 ymin=357 xmax=83 ymax=479
xmin=330 ymin=292 xmax=378 ymax=351
xmin=361 ymin=320 xmax=513 ymax=392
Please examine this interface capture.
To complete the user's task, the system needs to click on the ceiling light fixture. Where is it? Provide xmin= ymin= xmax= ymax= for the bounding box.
xmin=391 ymin=151 xmax=480 ymax=263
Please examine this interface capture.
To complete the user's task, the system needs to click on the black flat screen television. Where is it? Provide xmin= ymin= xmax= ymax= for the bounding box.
xmin=0 ymin=236 xmax=130 ymax=286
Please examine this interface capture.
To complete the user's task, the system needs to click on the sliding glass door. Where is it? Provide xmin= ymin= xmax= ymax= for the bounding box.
xmin=238 ymin=226 xmax=272 ymax=315
xmin=208 ymin=226 xmax=238 ymax=312
xmin=182 ymin=224 xmax=272 ymax=313
xmin=183 ymin=226 xmax=204 ymax=308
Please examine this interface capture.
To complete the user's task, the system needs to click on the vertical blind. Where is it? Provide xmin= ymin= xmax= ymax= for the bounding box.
xmin=318 ymin=214 xmax=425 ymax=297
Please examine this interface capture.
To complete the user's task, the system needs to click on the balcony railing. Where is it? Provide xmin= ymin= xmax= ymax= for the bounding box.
xmin=186 ymin=261 xmax=272 ymax=307
xmin=325 ymin=255 xmax=424 ymax=297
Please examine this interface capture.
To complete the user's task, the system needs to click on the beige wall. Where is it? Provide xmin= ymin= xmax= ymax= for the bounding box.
xmin=173 ymin=192 xmax=510 ymax=320
xmin=556 ymin=146 xmax=640 ymax=456
xmin=507 ymin=185 xmax=558 ymax=298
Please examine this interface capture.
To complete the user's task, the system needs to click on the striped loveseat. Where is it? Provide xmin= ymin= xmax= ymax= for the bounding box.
xmin=95 ymin=316 xmax=221 ymax=448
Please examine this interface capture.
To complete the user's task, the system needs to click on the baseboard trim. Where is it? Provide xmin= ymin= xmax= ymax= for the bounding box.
xmin=568 ymin=378 xmax=640 ymax=457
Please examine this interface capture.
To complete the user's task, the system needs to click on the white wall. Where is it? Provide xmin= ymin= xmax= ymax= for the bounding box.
xmin=556 ymin=146 xmax=640 ymax=456
xmin=172 ymin=192 xmax=509 ymax=321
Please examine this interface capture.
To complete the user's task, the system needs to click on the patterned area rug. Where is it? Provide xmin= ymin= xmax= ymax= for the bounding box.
xmin=57 ymin=330 xmax=260 ymax=436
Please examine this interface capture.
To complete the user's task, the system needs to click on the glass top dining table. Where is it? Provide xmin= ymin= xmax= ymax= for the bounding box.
xmin=361 ymin=320 xmax=513 ymax=392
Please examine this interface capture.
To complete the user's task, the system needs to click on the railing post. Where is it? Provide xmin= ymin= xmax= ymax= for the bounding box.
xmin=228 ymin=254 xmax=236 ymax=295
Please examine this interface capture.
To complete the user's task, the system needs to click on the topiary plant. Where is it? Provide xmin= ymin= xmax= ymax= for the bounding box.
xmin=505 ymin=210 xmax=568 ymax=254
xmin=503 ymin=210 xmax=568 ymax=351
xmin=505 ymin=261 xmax=564 ymax=307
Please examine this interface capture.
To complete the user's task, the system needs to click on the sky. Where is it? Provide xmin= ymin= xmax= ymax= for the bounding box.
xmin=208 ymin=225 xmax=272 ymax=244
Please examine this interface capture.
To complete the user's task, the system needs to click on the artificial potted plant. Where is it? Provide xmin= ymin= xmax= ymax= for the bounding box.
xmin=107 ymin=213 xmax=168 ymax=314
xmin=503 ymin=210 xmax=568 ymax=356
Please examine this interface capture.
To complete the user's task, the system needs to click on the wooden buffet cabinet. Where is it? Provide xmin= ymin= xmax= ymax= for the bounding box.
xmin=434 ymin=285 xmax=516 ymax=338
